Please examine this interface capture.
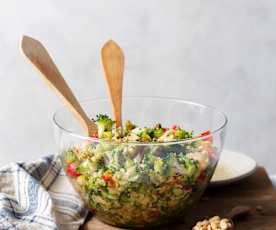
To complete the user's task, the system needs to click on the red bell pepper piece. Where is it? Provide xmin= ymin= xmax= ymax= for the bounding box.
xmin=200 ymin=130 xmax=212 ymax=142
xmin=102 ymin=174 xmax=111 ymax=182
xmin=90 ymin=132 xmax=98 ymax=138
xmin=66 ymin=163 xmax=81 ymax=177
xmin=171 ymin=124 xmax=179 ymax=130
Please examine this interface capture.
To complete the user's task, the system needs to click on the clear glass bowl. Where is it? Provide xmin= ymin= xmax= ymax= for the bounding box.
xmin=53 ymin=97 xmax=227 ymax=228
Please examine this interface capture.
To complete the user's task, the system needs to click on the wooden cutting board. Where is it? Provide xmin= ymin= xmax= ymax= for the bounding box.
xmin=83 ymin=167 xmax=276 ymax=230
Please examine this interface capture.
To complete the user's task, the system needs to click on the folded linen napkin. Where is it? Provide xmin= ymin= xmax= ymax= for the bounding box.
xmin=0 ymin=155 xmax=87 ymax=230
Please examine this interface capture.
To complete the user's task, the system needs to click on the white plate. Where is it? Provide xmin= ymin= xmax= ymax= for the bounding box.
xmin=210 ymin=150 xmax=257 ymax=186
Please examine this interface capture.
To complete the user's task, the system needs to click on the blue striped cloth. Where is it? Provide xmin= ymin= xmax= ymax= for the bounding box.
xmin=0 ymin=155 xmax=88 ymax=230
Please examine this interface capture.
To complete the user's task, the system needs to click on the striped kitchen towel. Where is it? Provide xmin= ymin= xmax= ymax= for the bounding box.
xmin=0 ymin=155 xmax=88 ymax=230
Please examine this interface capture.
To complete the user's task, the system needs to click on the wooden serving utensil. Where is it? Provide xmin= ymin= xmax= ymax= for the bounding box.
xmin=101 ymin=40 xmax=124 ymax=128
xmin=227 ymin=205 xmax=252 ymax=228
xmin=21 ymin=35 xmax=97 ymax=136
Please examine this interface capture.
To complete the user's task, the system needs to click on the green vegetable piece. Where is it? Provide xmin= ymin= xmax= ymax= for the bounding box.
xmin=76 ymin=160 xmax=96 ymax=174
xmin=154 ymin=158 xmax=164 ymax=174
xmin=179 ymin=156 xmax=200 ymax=178
xmin=153 ymin=128 xmax=165 ymax=138
xmin=136 ymin=128 xmax=152 ymax=142
xmin=185 ymin=159 xmax=199 ymax=178
xmin=95 ymin=114 xmax=115 ymax=138
xmin=174 ymin=128 xmax=186 ymax=139
xmin=175 ymin=128 xmax=193 ymax=139
xmin=140 ymin=132 xmax=152 ymax=142
xmin=163 ymin=154 xmax=176 ymax=176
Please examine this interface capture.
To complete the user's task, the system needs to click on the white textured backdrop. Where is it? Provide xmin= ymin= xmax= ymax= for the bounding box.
xmin=0 ymin=0 xmax=276 ymax=173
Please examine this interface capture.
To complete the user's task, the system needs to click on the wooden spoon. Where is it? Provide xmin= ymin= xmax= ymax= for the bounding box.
xmin=101 ymin=40 xmax=124 ymax=128
xmin=227 ymin=205 xmax=252 ymax=228
xmin=21 ymin=35 xmax=97 ymax=136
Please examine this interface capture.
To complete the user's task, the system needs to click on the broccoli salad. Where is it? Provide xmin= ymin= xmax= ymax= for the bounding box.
xmin=91 ymin=114 xmax=194 ymax=143
xmin=61 ymin=115 xmax=217 ymax=227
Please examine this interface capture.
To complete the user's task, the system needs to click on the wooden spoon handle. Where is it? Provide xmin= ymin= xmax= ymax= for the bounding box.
xmin=21 ymin=35 xmax=97 ymax=136
xmin=227 ymin=205 xmax=252 ymax=220
xmin=101 ymin=40 xmax=124 ymax=128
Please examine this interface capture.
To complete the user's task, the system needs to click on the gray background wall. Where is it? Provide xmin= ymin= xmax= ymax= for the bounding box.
xmin=0 ymin=0 xmax=276 ymax=173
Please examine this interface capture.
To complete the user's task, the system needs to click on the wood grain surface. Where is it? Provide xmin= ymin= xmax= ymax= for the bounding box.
xmin=83 ymin=167 xmax=276 ymax=230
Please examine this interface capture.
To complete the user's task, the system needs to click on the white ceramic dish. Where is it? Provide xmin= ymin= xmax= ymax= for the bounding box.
xmin=210 ymin=149 xmax=257 ymax=186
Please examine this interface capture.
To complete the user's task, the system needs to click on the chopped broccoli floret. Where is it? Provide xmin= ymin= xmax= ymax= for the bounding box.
xmin=95 ymin=114 xmax=115 ymax=138
xmin=92 ymin=114 xmax=194 ymax=142
xmin=153 ymin=128 xmax=165 ymax=139
xmin=175 ymin=128 xmax=193 ymax=139
xmin=174 ymin=129 xmax=186 ymax=139
xmin=140 ymin=132 xmax=152 ymax=142
xmin=139 ymin=128 xmax=152 ymax=142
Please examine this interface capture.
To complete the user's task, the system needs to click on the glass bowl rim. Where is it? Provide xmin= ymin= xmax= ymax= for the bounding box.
xmin=53 ymin=96 xmax=228 ymax=146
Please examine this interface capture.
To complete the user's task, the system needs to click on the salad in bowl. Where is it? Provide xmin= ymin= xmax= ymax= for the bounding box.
xmin=54 ymin=97 xmax=227 ymax=228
